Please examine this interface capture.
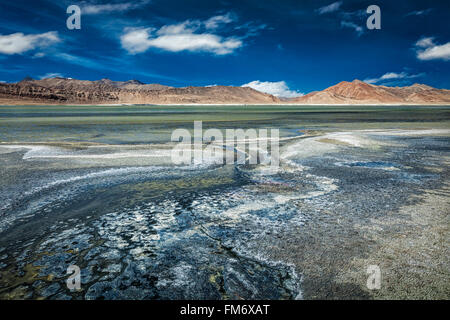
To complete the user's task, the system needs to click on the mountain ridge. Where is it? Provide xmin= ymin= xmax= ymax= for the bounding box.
xmin=0 ymin=77 xmax=449 ymax=105
xmin=292 ymin=79 xmax=450 ymax=104
xmin=0 ymin=77 xmax=279 ymax=105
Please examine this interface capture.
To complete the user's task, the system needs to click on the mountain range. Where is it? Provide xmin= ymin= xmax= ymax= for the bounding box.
xmin=293 ymin=80 xmax=450 ymax=104
xmin=0 ymin=77 xmax=449 ymax=105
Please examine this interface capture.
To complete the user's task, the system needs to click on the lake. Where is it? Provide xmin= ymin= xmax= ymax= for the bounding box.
xmin=0 ymin=105 xmax=449 ymax=299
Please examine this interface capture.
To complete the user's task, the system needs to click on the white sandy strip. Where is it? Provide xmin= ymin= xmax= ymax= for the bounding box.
xmin=0 ymin=134 xmax=301 ymax=161
xmin=23 ymin=152 xmax=173 ymax=159
xmin=321 ymin=129 xmax=450 ymax=147
xmin=284 ymin=129 xmax=450 ymax=153
xmin=360 ymin=128 xmax=450 ymax=136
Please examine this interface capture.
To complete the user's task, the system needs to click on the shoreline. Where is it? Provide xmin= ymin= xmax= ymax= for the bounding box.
xmin=1 ymin=102 xmax=450 ymax=107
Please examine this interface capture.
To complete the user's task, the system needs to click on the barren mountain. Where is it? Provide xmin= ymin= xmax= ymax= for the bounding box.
xmin=292 ymin=80 xmax=450 ymax=104
xmin=0 ymin=77 xmax=280 ymax=105
xmin=0 ymin=77 xmax=449 ymax=105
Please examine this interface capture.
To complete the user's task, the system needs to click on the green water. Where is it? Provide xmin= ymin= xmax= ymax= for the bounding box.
xmin=0 ymin=105 xmax=449 ymax=144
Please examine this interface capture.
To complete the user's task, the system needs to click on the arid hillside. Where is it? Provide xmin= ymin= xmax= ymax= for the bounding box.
xmin=292 ymin=80 xmax=450 ymax=104
xmin=0 ymin=77 xmax=280 ymax=105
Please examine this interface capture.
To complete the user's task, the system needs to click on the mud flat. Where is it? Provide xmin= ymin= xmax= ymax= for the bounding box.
xmin=250 ymin=130 xmax=450 ymax=299
xmin=338 ymin=183 xmax=450 ymax=299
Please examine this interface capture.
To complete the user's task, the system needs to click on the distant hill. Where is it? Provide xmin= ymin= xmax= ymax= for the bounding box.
xmin=0 ymin=77 xmax=449 ymax=105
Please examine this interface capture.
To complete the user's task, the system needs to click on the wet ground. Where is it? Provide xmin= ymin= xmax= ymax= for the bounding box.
xmin=0 ymin=105 xmax=449 ymax=299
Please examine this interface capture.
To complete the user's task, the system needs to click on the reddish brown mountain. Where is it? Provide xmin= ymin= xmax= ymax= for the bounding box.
xmin=292 ymin=80 xmax=450 ymax=104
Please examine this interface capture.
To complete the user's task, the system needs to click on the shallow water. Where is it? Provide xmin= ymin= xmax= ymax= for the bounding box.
xmin=0 ymin=105 xmax=449 ymax=299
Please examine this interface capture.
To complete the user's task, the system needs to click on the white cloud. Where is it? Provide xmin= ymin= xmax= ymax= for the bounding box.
xmin=234 ymin=22 xmax=267 ymax=39
xmin=418 ymin=43 xmax=450 ymax=61
xmin=82 ymin=0 xmax=150 ymax=14
xmin=415 ymin=37 xmax=450 ymax=61
xmin=121 ymin=28 xmax=154 ymax=53
xmin=340 ymin=9 xmax=366 ymax=19
xmin=340 ymin=21 xmax=363 ymax=36
xmin=33 ymin=52 xmax=46 ymax=58
xmin=120 ymin=17 xmax=243 ymax=55
xmin=317 ymin=1 xmax=343 ymax=14
xmin=39 ymin=73 xmax=64 ymax=79
xmin=242 ymin=80 xmax=303 ymax=98
xmin=317 ymin=3 xmax=365 ymax=37
xmin=54 ymin=53 xmax=104 ymax=69
xmin=416 ymin=37 xmax=435 ymax=48
xmin=157 ymin=21 xmax=198 ymax=35
xmin=204 ymin=13 xmax=235 ymax=30
xmin=364 ymin=72 xmax=423 ymax=84
xmin=0 ymin=31 xmax=60 ymax=55
xmin=406 ymin=8 xmax=432 ymax=16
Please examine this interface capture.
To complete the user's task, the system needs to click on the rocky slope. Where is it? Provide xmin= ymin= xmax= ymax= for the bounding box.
xmin=292 ymin=80 xmax=450 ymax=104
xmin=0 ymin=77 xmax=280 ymax=105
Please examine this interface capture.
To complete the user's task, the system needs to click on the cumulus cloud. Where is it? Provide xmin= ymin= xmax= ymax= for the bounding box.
xmin=242 ymin=81 xmax=303 ymax=98
xmin=82 ymin=0 xmax=150 ymax=14
xmin=364 ymin=72 xmax=423 ymax=84
xmin=317 ymin=1 xmax=343 ymax=14
xmin=340 ymin=21 xmax=363 ymax=36
xmin=120 ymin=16 xmax=243 ymax=55
xmin=415 ymin=37 xmax=450 ymax=61
xmin=0 ymin=31 xmax=60 ymax=55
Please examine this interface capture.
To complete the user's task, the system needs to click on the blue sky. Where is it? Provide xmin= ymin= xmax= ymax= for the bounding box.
xmin=0 ymin=0 xmax=449 ymax=96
